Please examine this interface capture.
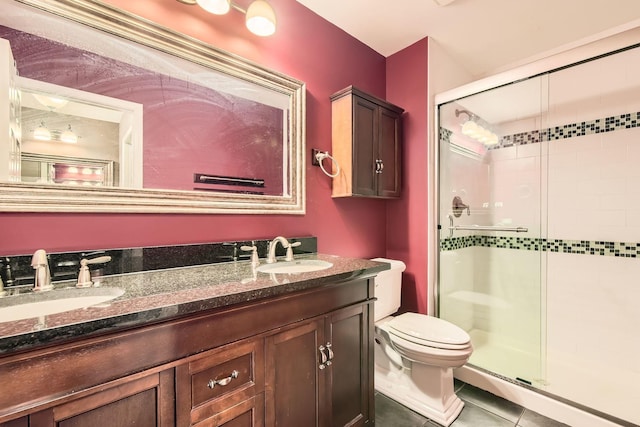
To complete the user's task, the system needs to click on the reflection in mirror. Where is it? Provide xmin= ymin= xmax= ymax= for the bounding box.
xmin=0 ymin=0 xmax=305 ymax=213
xmin=17 ymin=76 xmax=143 ymax=188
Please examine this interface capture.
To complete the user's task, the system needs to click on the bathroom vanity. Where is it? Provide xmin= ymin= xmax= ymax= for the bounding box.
xmin=0 ymin=250 xmax=386 ymax=427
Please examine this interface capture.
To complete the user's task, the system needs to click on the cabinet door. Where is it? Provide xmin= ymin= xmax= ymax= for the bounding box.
xmin=29 ymin=370 xmax=175 ymax=427
xmin=352 ymin=96 xmax=379 ymax=197
xmin=265 ymin=319 xmax=324 ymax=427
xmin=0 ymin=418 xmax=27 ymax=427
xmin=325 ymin=304 xmax=371 ymax=427
xmin=377 ymin=107 xmax=402 ymax=198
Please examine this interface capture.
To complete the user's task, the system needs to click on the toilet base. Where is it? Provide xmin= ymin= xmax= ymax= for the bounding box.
xmin=375 ymin=359 xmax=464 ymax=426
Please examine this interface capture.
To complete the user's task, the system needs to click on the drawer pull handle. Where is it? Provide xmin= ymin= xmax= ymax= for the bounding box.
xmin=207 ymin=370 xmax=239 ymax=389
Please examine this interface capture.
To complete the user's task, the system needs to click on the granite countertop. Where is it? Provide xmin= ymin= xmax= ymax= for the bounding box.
xmin=0 ymin=254 xmax=388 ymax=354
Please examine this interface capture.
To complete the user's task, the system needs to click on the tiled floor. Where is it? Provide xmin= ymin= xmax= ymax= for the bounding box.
xmin=375 ymin=380 xmax=570 ymax=427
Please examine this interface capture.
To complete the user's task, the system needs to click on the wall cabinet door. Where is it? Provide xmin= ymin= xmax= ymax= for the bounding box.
xmin=29 ymin=370 xmax=175 ymax=427
xmin=265 ymin=303 xmax=372 ymax=427
xmin=376 ymin=106 xmax=402 ymax=198
xmin=331 ymin=86 xmax=404 ymax=199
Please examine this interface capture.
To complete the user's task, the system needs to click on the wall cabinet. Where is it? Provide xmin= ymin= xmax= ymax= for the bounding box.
xmin=331 ymin=86 xmax=404 ymax=199
xmin=0 ymin=278 xmax=375 ymax=427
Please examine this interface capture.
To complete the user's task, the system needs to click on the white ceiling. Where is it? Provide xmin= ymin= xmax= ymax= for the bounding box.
xmin=296 ymin=0 xmax=640 ymax=78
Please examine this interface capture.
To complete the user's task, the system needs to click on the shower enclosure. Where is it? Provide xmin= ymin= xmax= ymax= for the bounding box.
xmin=437 ymin=42 xmax=640 ymax=426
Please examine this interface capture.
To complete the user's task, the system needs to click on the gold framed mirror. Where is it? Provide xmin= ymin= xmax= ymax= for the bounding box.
xmin=0 ymin=0 xmax=306 ymax=214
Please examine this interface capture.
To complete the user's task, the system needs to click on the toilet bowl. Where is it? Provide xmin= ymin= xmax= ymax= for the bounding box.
xmin=372 ymin=258 xmax=473 ymax=427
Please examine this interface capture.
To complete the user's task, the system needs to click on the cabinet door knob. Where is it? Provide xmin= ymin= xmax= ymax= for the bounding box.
xmin=207 ymin=370 xmax=239 ymax=389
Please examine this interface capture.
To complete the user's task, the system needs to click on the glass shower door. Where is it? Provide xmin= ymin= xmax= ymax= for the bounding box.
xmin=437 ymin=75 xmax=547 ymax=387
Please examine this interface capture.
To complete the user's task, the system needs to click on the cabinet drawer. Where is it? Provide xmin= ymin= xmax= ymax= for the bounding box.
xmin=192 ymin=353 xmax=253 ymax=406
xmin=177 ymin=337 xmax=264 ymax=425
xmin=193 ymin=393 xmax=264 ymax=427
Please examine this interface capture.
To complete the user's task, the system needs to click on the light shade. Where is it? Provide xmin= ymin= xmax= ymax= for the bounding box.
xmin=461 ymin=120 xmax=498 ymax=146
xmin=60 ymin=125 xmax=78 ymax=144
xmin=246 ymin=0 xmax=276 ymax=36
xmin=33 ymin=122 xmax=51 ymax=141
xmin=196 ymin=0 xmax=230 ymax=14
xmin=33 ymin=94 xmax=68 ymax=111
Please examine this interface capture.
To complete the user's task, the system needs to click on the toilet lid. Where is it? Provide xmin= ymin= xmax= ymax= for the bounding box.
xmin=387 ymin=313 xmax=470 ymax=347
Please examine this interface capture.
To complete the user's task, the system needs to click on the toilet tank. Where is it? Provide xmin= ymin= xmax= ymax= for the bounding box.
xmin=371 ymin=258 xmax=406 ymax=322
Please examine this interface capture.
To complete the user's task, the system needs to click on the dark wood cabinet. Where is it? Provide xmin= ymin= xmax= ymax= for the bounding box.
xmin=0 ymin=418 xmax=27 ymax=427
xmin=265 ymin=304 xmax=371 ymax=427
xmin=331 ymin=86 xmax=404 ymax=199
xmin=176 ymin=337 xmax=265 ymax=427
xmin=325 ymin=304 xmax=371 ymax=427
xmin=0 ymin=278 xmax=374 ymax=427
xmin=29 ymin=370 xmax=175 ymax=427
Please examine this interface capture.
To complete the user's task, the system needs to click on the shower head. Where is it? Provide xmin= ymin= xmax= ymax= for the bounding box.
xmin=455 ymin=109 xmax=473 ymax=120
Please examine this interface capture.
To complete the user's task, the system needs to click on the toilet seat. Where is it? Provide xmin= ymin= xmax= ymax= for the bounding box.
xmin=387 ymin=313 xmax=471 ymax=350
xmin=386 ymin=330 xmax=473 ymax=367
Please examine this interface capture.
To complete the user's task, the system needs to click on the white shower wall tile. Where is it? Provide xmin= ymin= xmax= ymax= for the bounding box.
xmin=486 ymin=145 xmax=516 ymax=161
xmin=515 ymin=141 xmax=542 ymax=158
xmin=546 ymin=252 xmax=640 ymax=424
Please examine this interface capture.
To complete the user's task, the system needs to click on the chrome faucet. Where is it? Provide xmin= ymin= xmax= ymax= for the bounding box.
xmin=77 ymin=255 xmax=112 ymax=288
xmin=267 ymin=236 xmax=301 ymax=263
xmin=31 ymin=249 xmax=54 ymax=292
xmin=267 ymin=236 xmax=290 ymax=264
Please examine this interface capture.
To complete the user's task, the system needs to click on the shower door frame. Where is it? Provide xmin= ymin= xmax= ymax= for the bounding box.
xmin=431 ymin=24 xmax=640 ymax=315
xmin=430 ymin=24 xmax=640 ymax=427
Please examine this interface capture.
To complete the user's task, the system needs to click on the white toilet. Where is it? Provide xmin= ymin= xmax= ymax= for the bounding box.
xmin=372 ymin=258 xmax=473 ymax=426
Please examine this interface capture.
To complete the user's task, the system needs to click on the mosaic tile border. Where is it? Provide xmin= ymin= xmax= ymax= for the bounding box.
xmin=441 ymin=111 xmax=640 ymax=150
xmin=497 ymin=111 xmax=640 ymax=149
xmin=440 ymin=235 xmax=640 ymax=258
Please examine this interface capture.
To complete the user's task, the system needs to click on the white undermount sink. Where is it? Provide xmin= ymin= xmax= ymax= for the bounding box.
xmin=0 ymin=286 xmax=125 ymax=323
xmin=256 ymin=259 xmax=333 ymax=274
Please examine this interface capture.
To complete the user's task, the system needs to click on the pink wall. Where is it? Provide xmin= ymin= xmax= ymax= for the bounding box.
xmin=0 ymin=0 xmax=392 ymax=257
xmin=386 ymin=39 xmax=430 ymax=314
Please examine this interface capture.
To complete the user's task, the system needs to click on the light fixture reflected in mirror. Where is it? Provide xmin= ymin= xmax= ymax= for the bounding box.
xmin=33 ymin=94 xmax=69 ymax=110
xmin=179 ymin=0 xmax=276 ymax=36
xmin=33 ymin=121 xmax=52 ymax=141
xmin=60 ymin=125 xmax=78 ymax=144
xmin=31 ymin=122 xmax=79 ymax=143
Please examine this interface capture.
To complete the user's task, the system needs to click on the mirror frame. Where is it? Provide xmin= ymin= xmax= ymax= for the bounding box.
xmin=1 ymin=0 xmax=306 ymax=214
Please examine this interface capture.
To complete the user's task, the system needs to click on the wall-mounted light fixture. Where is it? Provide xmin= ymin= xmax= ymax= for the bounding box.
xmin=177 ymin=0 xmax=277 ymax=37
xmin=33 ymin=121 xmax=52 ymax=141
xmin=455 ymin=109 xmax=499 ymax=146
xmin=60 ymin=125 xmax=78 ymax=144
xmin=32 ymin=123 xmax=79 ymax=143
